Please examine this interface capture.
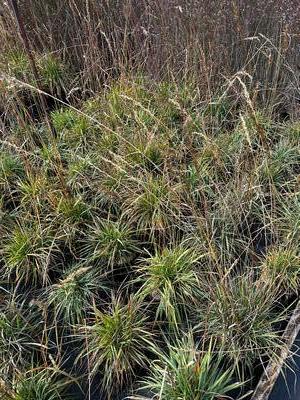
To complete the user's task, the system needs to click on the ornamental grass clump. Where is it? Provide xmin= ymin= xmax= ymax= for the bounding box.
xmin=261 ymin=247 xmax=300 ymax=294
xmin=2 ymin=223 xmax=59 ymax=284
xmin=81 ymin=217 xmax=141 ymax=270
xmin=48 ymin=264 xmax=106 ymax=326
xmin=134 ymin=246 xmax=203 ymax=327
xmin=12 ymin=370 xmax=69 ymax=400
xmin=123 ymin=174 xmax=183 ymax=242
xmin=197 ymin=274 xmax=285 ymax=371
xmin=77 ymin=297 xmax=154 ymax=397
xmin=0 ymin=300 xmax=41 ymax=383
xmin=131 ymin=335 xmax=242 ymax=400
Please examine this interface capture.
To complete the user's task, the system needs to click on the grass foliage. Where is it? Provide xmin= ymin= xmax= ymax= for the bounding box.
xmin=131 ymin=335 xmax=242 ymax=400
xmin=0 ymin=1 xmax=299 ymax=398
xmin=0 ymin=73 xmax=299 ymax=398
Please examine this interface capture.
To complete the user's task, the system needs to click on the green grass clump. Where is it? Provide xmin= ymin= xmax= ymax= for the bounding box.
xmin=48 ymin=264 xmax=105 ymax=325
xmin=135 ymin=246 xmax=202 ymax=327
xmin=1 ymin=50 xmax=31 ymax=80
xmin=51 ymin=108 xmax=78 ymax=132
xmin=124 ymin=138 xmax=165 ymax=172
xmin=1 ymin=50 xmax=72 ymax=115
xmin=82 ymin=218 xmax=140 ymax=270
xmin=0 ymin=152 xmax=24 ymax=190
xmin=13 ymin=370 xmax=68 ymax=400
xmin=286 ymin=120 xmax=300 ymax=143
xmin=2 ymin=223 xmax=58 ymax=284
xmin=124 ymin=175 xmax=182 ymax=241
xmin=197 ymin=275 xmax=284 ymax=370
xmin=51 ymin=108 xmax=93 ymax=147
xmin=38 ymin=54 xmax=68 ymax=94
xmin=77 ymin=297 xmax=154 ymax=396
xmin=259 ymin=140 xmax=299 ymax=188
xmin=277 ymin=195 xmax=300 ymax=245
xmin=56 ymin=195 xmax=89 ymax=224
xmin=0 ymin=301 xmax=41 ymax=382
xmin=261 ymin=248 xmax=300 ymax=294
xmin=131 ymin=335 xmax=242 ymax=400
xmin=18 ymin=173 xmax=49 ymax=208
xmin=2 ymin=50 xmax=69 ymax=91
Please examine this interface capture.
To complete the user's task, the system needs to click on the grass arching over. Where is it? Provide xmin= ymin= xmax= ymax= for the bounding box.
xmin=0 ymin=73 xmax=299 ymax=399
